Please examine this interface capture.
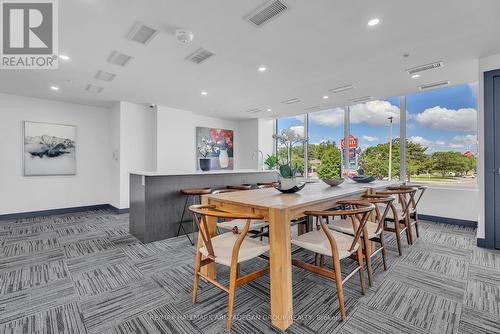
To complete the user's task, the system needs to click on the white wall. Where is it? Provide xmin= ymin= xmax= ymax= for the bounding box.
xmin=156 ymin=106 xmax=241 ymax=172
xmin=0 ymin=93 xmax=111 ymax=215
xmin=238 ymin=119 xmax=259 ymax=169
xmin=418 ymin=187 xmax=479 ymax=222
xmin=111 ymin=102 xmax=156 ymax=209
xmin=258 ymin=118 xmax=276 ymax=160
xmin=477 ymin=53 xmax=500 ymax=238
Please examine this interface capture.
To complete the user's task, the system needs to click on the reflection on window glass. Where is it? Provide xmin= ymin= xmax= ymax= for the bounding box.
xmin=276 ymin=115 xmax=305 ymax=177
xmin=307 ymin=108 xmax=344 ymax=179
xmin=349 ymin=97 xmax=401 ymax=180
xmin=406 ymin=83 xmax=478 ymax=188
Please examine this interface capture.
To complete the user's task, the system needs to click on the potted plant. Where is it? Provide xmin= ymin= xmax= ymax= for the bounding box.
xmin=198 ymin=138 xmax=219 ymax=171
xmin=317 ymin=148 xmax=344 ymax=186
xmin=273 ymin=129 xmax=306 ymax=190
xmin=264 ymin=154 xmax=278 ymax=170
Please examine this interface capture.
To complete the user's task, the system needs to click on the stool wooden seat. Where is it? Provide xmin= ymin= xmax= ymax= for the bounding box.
xmin=175 ymin=187 xmax=212 ymax=245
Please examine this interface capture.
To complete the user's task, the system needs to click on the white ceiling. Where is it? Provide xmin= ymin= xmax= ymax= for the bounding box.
xmin=1 ymin=0 xmax=500 ymax=119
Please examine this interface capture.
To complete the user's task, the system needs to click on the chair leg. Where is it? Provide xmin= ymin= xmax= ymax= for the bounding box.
xmin=404 ymin=217 xmax=413 ymax=245
xmin=193 ymin=250 xmax=202 ymax=303
xmin=379 ymin=233 xmax=388 ymax=271
xmin=414 ymin=213 xmax=420 ymax=238
xmin=356 ymin=248 xmax=366 ymax=295
xmin=226 ymin=264 xmax=238 ymax=331
xmin=362 ymin=236 xmax=373 ymax=287
xmin=333 ymin=257 xmax=347 ymax=320
xmin=394 ymin=220 xmax=403 ymax=256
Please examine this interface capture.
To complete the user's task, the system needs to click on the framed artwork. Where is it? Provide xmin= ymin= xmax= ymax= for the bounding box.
xmin=196 ymin=127 xmax=234 ymax=170
xmin=23 ymin=121 xmax=76 ymax=176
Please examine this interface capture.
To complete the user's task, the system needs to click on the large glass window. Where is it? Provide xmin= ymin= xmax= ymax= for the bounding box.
xmin=307 ymin=108 xmax=344 ymax=179
xmin=406 ymin=83 xmax=478 ymax=188
xmin=349 ymin=97 xmax=401 ymax=180
xmin=276 ymin=115 xmax=306 ymax=177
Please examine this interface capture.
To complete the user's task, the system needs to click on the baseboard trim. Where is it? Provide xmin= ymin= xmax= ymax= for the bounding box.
xmin=419 ymin=214 xmax=478 ymax=228
xmin=0 ymin=204 xmax=129 ymax=221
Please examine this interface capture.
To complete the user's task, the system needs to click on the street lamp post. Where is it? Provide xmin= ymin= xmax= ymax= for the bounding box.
xmin=388 ymin=116 xmax=394 ymax=180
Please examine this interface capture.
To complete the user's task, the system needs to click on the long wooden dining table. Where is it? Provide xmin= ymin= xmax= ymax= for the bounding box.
xmin=201 ymin=180 xmax=400 ymax=330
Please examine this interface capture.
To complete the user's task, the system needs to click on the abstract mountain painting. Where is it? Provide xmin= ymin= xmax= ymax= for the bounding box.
xmin=24 ymin=121 xmax=76 ymax=176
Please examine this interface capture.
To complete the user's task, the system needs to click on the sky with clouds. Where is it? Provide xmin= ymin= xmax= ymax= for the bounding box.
xmin=277 ymin=83 xmax=478 ymax=155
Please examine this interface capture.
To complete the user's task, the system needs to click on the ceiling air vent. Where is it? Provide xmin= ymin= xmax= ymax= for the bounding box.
xmin=245 ymin=108 xmax=262 ymax=114
xmin=85 ymin=84 xmax=104 ymax=94
xmin=127 ymin=21 xmax=158 ymax=45
xmin=245 ymin=0 xmax=288 ymax=27
xmin=350 ymin=96 xmax=372 ymax=103
xmin=95 ymin=70 xmax=116 ymax=82
xmin=304 ymin=106 xmax=321 ymax=111
xmin=107 ymin=51 xmax=133 ymax=67
xmin=330 ymin=84 xmax=355 ymax=93
xmin=419 ymin=80 xmax=450 ymax=91
xmin=406 ymin=61 xmax=444 ymax=74
xmin=281 ymin=98 xmax=301 ymax=104
xmin=185 ymin=48 xmax=215 ymax=64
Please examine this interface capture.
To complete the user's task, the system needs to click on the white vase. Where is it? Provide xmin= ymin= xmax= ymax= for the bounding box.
xmin=280 ymin=177 xmax=298 ymax=190
xmin=219 ymin=149 xmax=229 ymax=168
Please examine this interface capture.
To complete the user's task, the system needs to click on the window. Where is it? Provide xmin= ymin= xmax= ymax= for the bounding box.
xmin=406 ymin=83 xmax=478 ymax=188
xmin=276 ymin=115 xmax=306 ymax=177
xmin=307 ymin=108 xmax=344 ymax=179
xmin=348 ymin=97 xmax=401 ymax=179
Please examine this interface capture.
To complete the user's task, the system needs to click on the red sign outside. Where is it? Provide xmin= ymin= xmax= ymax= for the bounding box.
xmin=341 ymin=135 xmax=358 ymax=149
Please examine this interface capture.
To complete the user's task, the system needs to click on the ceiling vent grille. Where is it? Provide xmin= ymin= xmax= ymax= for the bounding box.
xmin=330 ymin=84 xmax=355 ymax=93
xmin=107 ymin=51 xmax=133 ymax=67
xmin=185 ymin=48 xmax=215 ymax=64
xmin=281 ymin=98 xmax=301 ymax=104
xmin=245 ymin=108 xmax=262 ymax=114
xmin=350 ymin=96 xmax=372 ymax=103
xmin=419 ymin=80 xmax=450 ymax=91
xmin=127 ymin=21 xmax=158 ymax=45
xmin=406 ymin=61 xmax=444 ymax=74
xmin=85 ymin=84 xmax=104 ymax=94
xmin=245 ymin=0 xmax=288 ymax=27
xmin=304 ymin=106 xmax=321 ymax=111
xmin=95 ymin=70 xmax=116 ymax=82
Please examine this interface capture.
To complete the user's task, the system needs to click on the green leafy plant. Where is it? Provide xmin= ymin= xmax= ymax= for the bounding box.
xmin=273 ymin=128 xmax=306 ymax=179
xmin=316 ymin=148 xmax=342 ymax=180
xmin=264 ymin=154 xmax=278 ymax=170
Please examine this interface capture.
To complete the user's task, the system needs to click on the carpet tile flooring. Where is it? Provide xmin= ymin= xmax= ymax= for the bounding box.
xmin=0 ymin=210 xmax=499 ymax=333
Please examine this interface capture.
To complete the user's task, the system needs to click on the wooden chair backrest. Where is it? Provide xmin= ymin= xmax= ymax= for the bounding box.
xmin=361 ymin=194 xmax=397 ymax=234
xmin=189 ymin=204 xmax=264 ymax=262
xmin=305 ymin=201 xmax=375 ymax=254
xmin=377 ymin=188 xmax=417 ymax=220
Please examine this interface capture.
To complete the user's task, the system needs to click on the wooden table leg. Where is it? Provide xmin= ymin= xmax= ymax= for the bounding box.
xmin=268 ymin=207 xmax=293 ymax=330
xmin=200 ymin=196 xmax=217 ymax=279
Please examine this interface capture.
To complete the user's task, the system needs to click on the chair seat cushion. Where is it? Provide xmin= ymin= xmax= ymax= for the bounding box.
xmin=217 ymin=219 xmax=268 ymax=231
xmin=328 ymin=219 xmax=380 ymax=239
xmin=200 ymin=233 xmax=269 ymax=266
xmin=291 ymin=229 xmax=358 ymax=259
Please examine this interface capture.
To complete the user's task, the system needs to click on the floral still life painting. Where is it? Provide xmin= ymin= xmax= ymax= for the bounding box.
xmin=196 ymin=127 xmax=234 ymax=170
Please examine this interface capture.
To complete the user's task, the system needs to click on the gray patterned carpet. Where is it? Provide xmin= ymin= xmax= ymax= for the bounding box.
xmin=0 ymin=210 xmax=499 ymax=334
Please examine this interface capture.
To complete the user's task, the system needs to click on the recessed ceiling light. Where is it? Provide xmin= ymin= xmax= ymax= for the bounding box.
xmin=267 ymin=108 xmax=272 ymax=112
xmin=258 ymin=66 xmax=267 ymax=72
xmin=59 ymin=54 xmax=70 ymax=61
xmin=50 ymin=86 xmax=59 ymax=91
xmin=323 ymin=95 xmax=329 ymax=99
xmin=367 ymin=18 xmax=380 ymax=26
xmin=201 ymin=91 xmax=208 ymax=96
xmin=411 ymin=74 xmax=421 ymax=79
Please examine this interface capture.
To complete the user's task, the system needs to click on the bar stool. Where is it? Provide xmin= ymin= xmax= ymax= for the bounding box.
xmin=390 ymin=184 xmax=428 ymax=240
xmin=176 ymin=187 xmax=212 ymax=245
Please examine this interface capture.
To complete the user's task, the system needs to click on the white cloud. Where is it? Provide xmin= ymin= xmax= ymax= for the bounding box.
xmin=289 ymin=125 xmax=304 ymax=137
xmin=415 ymin=106 xmax=477 ymax=131
xmin=308 ymin=100 xmax=400 ymax=128
xmin=308 ymin=108 xmax=344 ymax=127
xmin=409 ymin=136 xmax=432 ymax=147
xmin=363 ymin=135 xmax=379 ymax=142
xmin=350 ymin=100 xmax=400 ymax=126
